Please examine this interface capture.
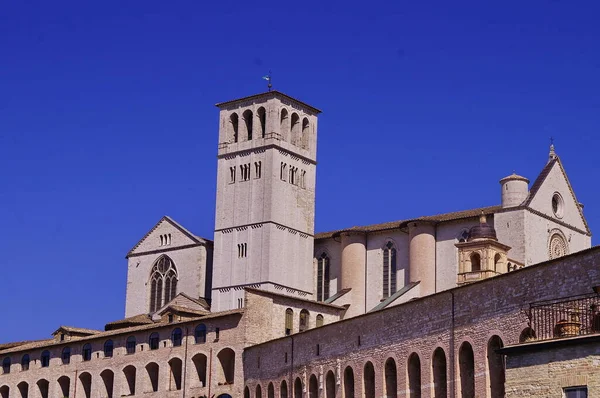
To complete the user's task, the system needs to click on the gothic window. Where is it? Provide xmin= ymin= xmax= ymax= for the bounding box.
xmin=299 ymin=309 xmax=309 ymax=332
xmin=172 ymin=328 xmax=183 ymax=347
xmin=82 ymin=344 xmax=92 ymax=361
xmin=149 ymin=256 xmax=178 ymax=312
xmin=2 ymin=357 xmax=10 ymax=374
xmin=104 ymin=340 xmax=114 ymax=358
xmin=230 ymin=166 xmax=236 ymax=183
xmin=243 ymin=110 xmax=253 ymax=140
xmin=291 ymin=113 xmax=300 ymax=145
xmin=195 ymin=324 xmax=207 ymax=344
xmin=255 ymin=161 xmax=262 ymax=179
xmin=126 ymin=336 xmax=136 ymax=354
xmin=494 ymin=253 xmax=501 ymax=272
xmin=230 ymin=113 xmax=239 ymax=143
xmin=62 ymin=347 xmax=71 ymax=364
xmin=41 ymin=350 xmax=50 ymax=368
xmin=21 ymin=354 xmax=29 ymax=371
xmin=301 ymin=170 xmax=306 ymax=188
xmin=316 ymin=314 xmax=324 ymax=327
xmin=549 ymin=232 xmax=568 ymax=259
xmin=238 ymin=243 xmax=248 ymax=258
xmin=285 ymin=308 xmax=293 ymax=335
xmin=149 ymin=333 xmax=160 ymax=350
xmin=280 ymin=163 xmax=287 ymax=181
xmin=382 ymin=242 xmax=397 ymax=299
xmin=280 ymin=109 xmax=289 ymax=137
xmin=316 ymin=253 xmax=330 ymax=302
xmin=301 ymin=118 xmax=309 ymax=149
xmin=470 ymin=253 xmax=481 ymax=272
xmin=257 ymin=107 xmax=266 ymax=138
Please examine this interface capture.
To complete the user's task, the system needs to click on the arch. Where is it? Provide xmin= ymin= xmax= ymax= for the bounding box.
xmin=82 ymin=343 xmax=92 ymax=361
xmin=126 ymin=335 xmax=136 ymax=354
xmin=169 ymin=357 xmax=183 ymax=390
xmin=17 ymin=382 xmax=28 ymax=398
xmin=217 ymin=347 xmax=235 ymax=384
xmin=519 ymin=327 xmax=536 ymax=343
xmin=344 ymin=366 xmax=355 ymax=398
xmin=257 ymin=107 xmax=266 ymax=138
xmin=149 ymin=255 xmax=178 ymax=312
xmin=294 ymin=377 xmax=302 ymax=398
xmin=256 ymin=384 xmax=263 ymax=398
xmin=36 ymin=379 xmax=49 ymax=398
xmin=195 ymin=323 xmax=207 ymax=343
xmin=244 ymin=386 xmax=250 ymax=398
xmin=268 ymin=382 xmax=275 ymax=398
xmin=20 ymin=354 xmax=29 ymax=371
xmin=290 ymin=113 xmax=300 ymax=146
xmin=123 ymin=365 xmax=137 ymax=396
xmin=100 ymin=369 xmax=114 ymax=398
xmin=149 ymin=332 xmax=160 ymax=350
xmin=316 ymin=314 xmax=324 ymax=327
xmin=1 ymin=357 xmax=9 ymax=374
xmin=61 ymin=346 xmax=71 ymax=364
xmin=171 ymin=327 xmax=183 ymax=347
xmin=79 ymin=372 xmax=92 ymax=398
xmin=308 ymin=374 xmax=318 ymax=398
xmin=470 ymin=253 xmax=481 ymax=272
xmin=285 ymin=308 xmax=294 ymax=335
xmin=280 ymin=379 xmax=289 ymax=398
xmin=487 ymin=336 xmax=505 ymax=398
xmin=407 ymin=353 xmax=421 ymax=398
xmin=145 ymin=362 xmax=160 ymax=392
xmin=57 ymin=376 xmax=71 ymax=397
xmin=230 ymin=113 xmax=239 ymax=143
xmin=192 ymin=353 xmax=208 ymax=387
xmin=432 ymin=347 xmax=447 ymax=398
xmin=299 ymin=309 xmax=309 ymax=332
xmin=317 ymin=252 xmax=330 ymax=301
xmin=364 ymin=361 xmax=375 ymax=398
xmin=280 ymin=108 xmax=289 ymax=139
xmin=459 ymin=342 xmax=475 ymax=398
xmin=0 ymin=385 xmax=8 ymax=398
xmin=326 ymin=370 xmax=336 ymax=398
xmin=301 ymin=117 xmax=310 ymax=149
xmin=384 ymin=357 xmax=398 ymax=398
xmin=383 ymin=241 xmax=397 ymax=298
xmin=243 ymin=110 xmax=253 ymax=140
xmin=40 ymin=350 xmax=50 ymax=367
xmin=104 ymin=339 xmax=114 ymax=357
xmin=494 ymin=253 xmax=501 ymax=272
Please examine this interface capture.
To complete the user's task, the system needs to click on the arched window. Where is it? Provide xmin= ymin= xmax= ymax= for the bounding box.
xmin=459 ymin=342 xmax=475 ymax=398
xmin=192 ymin=353 xmax=208 ymax=387
xmin=316 ymin=314 xmax=324 ymax=327
xmin=21 ymin=354 xmax=30 ymax=371
xmin=268 ymin=382 xmax=275 ymax=398
xmin=230 ymin=113 xmax=239 ymax=143
xmin=363 ymin=362 xmax=375 ymax=398
xmin=58 ymin=376 xmax=71 ymax=397
xmin=126 ymin=336 xmax=136 ymax=354
xmin=285 ymin=308 xmax=293 ymax=335
xmin=281 ymin=380 xmax=289 ymax=398
xmin=100 ymin=369 xmax=114 ymax=398
xmin=195 ymin=324 xmax=207 ymax=344
xmin=407 ymin=353 xmax=421 ymax=398
xmin=280 ymin=109 xmax=289 ymax=138
xmin=149 ymin=332 xmax=160 ymax=350
xmin=494 ymin=253 xmax=501 ymax=272
xmin=344 ymin=366 xmax=355 ymax=398
xmin=384 ymin=358 xmax=397 ymax=398
xmin=104 ymin=339 xmax=114 ymax=358
xmin=257 ymin=107 xmax=266 ymax=138
xmin=82 ymin=343 xmax=92 ymax=361
xmin=149 ymin=255 xmax=178 ymax=312
xmin=309 ymin=375 xmax=318 ymax=398
xmin=470 ymin=253 xmax=481 ymax=272
xmin=244 ymin=386 xmax=250 ymax=398
xmin=216 ymin=348 xmax=235 ymax=384
xmin=487 ymin=336 xmax=505 ymax=398
xmin=37 ymin=379 xmax=49 ymax=398
xmin=243 ymin=110 xmax=253 ymax=140
xmin=291 ymin=113 xmax=300 ymax=146
xmin=1 ymin=357 xmax=10 ymax=374
xmin=145 ymin=363 xmax=160 ymax=392
xmin=326 ymin=370 xmax=336 ymax=398
xmin=123 ymin=366 xmax=136 ymax=395
xmin=0 ymin=385 xmax=9 ymax=398
xmin=62 ymin=347 xmax=71 ymax=364
xmin=317 ymin=253 xmax=330 ymax=302
xmin=383 ymin=241 xmax=397 ymax=299
xmin=301 ymin=118 xmax=310 ymax=149
xmin=256 ymin=384 xmax=263 ymax=398
xmin=168 ymin=358 xmax=183 ymax=390
xmin=294 ymin=377 xmax=302 ymax=398
xmin=17 ymin=382 xmax=28 ymax=398
xmin=40 ymin=350 xmax=50 ymax=368
xmin=432 ymin=348 xmax=447 ymax=398
xmin=172 ymin=328 xmax=183 ymax=347
xmin=299 ymin=309 xmax=309 ymax=332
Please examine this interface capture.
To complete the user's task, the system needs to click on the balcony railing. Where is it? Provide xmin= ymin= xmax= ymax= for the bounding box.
xmin=526 ymin=293 xmax=600 ymax=342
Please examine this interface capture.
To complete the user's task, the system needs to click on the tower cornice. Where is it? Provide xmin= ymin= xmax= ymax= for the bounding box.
xmin=215 ymin=90 xmax=322 ymax=114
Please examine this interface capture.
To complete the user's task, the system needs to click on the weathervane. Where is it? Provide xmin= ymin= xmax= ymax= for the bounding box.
xmin=550 ymin=136 xmax=554 ymax=146
xmin=262 ymin=71 xmax=272 ymax=91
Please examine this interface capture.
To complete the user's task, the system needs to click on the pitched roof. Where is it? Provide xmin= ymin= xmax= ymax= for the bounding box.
xmin=369 ymin=281 xmax=420 ymax=312
xmin=104 ymin=314 xmax=155 ymax=331
xmin=158 ymin=305 xmax=210 ymax=317
xmin=52 ymin=326 xmax=102 ymax=336
xmin=315 ymin=205 xmax=502 ymax=239
xmin=215 ymin=90 xmax=322 ymax=114
xmin=244 ymin=287 xmax=347 ymax=310
xmin=126 ymin=215 xmax=211 ymax=257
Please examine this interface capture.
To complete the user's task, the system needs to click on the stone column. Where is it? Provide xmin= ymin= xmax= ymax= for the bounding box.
xmin=340 ymin=230 xmax=367 ymax=317
xmin=408 ymin=221 xmax=436 ymax=296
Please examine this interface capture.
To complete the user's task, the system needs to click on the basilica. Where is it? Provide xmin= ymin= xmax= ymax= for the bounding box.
xmin=1 ymin=90 xmax=598 ymax=398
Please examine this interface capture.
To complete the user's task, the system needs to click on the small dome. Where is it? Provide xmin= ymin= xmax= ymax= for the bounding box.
xmin=499 ymin=172 xmax=529 ymax=184
xmin=468 ymin=214 xmax=497 ymax=241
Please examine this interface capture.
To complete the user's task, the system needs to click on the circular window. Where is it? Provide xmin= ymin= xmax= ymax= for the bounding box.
xmin=551 ymin=193 xmax=564 ymax=219
xmin=549 ymin=233 xmax=568 ymax=259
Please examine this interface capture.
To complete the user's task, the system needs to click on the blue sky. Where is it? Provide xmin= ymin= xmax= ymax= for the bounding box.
xmin=1 ymin=0 xmax=599 ymax=343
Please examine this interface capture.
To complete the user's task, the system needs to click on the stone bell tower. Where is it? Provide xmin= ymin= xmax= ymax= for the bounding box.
xmin=211 ymin=91 xmax=321 ymax=312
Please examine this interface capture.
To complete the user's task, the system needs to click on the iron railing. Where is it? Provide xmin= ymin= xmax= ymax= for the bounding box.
xmin=526 ymin=293 xmax=600 ymax=342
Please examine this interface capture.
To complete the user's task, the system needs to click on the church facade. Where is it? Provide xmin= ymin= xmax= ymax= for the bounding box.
xmin=0 ymin=90 xmax=597 ymax=398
